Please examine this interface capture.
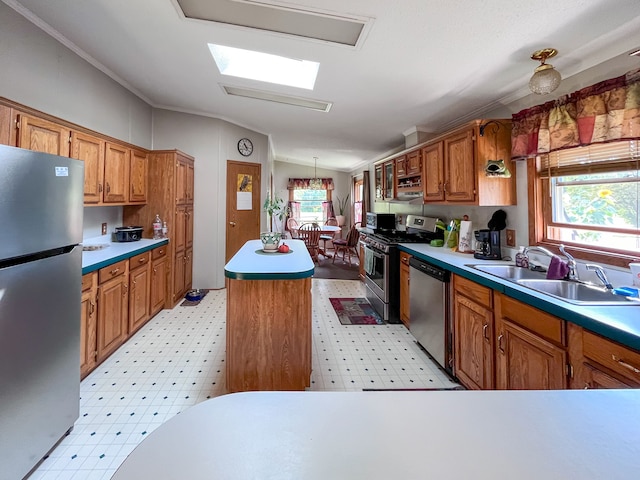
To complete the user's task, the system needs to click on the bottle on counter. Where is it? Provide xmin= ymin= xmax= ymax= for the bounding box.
xmin=153 ymin=214 xmax=162 ymax=239
xmin=162 ymin=221 xmax=168 ymax=238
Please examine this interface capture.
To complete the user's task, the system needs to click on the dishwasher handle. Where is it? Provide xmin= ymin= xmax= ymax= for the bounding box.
xmin=409 ymin=257 xmax=450 ymax=282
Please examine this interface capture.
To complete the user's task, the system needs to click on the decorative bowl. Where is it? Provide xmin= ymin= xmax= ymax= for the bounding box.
xmin=260 ymin=232 xmax=282 ymax=252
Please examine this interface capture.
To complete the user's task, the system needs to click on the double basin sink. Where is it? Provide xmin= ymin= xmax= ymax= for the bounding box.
xmin=468 ymin=264 xmax=634 ymax=306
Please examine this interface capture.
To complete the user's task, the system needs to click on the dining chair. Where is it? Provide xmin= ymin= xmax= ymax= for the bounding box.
xmin=332 ymin=225 xmax=360 ymax=266
xmin=287 ymin=218 xmax=300 ymax=239
xmin=320 ymin=217 xmax=339 ymax=255
xmin=298 ymin=223 xmax=322 ymax=263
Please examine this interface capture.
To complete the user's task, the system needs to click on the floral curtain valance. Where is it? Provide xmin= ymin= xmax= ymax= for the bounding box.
xmin=287 ymin=178 xmax=335 ymax=190
xmin=511 ymin=67 xmax=640 ymax=160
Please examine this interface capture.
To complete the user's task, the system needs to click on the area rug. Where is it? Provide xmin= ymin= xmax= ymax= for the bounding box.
xmin=329 ymin=297 xmax=384 ymax=325
xmin=179 ymin=289 xmax=210 ymax=306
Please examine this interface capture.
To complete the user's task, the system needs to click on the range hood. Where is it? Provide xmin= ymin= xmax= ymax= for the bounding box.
xmin=388 ymin=191 xmax=424 ymax=204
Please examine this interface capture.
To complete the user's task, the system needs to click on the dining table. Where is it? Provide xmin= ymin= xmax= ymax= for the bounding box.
xmin=297 ymin=223 xmax=341 ymax=258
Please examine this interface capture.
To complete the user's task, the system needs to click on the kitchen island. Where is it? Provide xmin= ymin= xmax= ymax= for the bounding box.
xmin=112 ymin=389 xmax=640 ymax=479
xmin=224 ymin=239 xmax=314 ymax=392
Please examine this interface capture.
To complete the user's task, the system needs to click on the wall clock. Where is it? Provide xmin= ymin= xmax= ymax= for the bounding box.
xmin=238 ymin=138 xmax=253 ymax=157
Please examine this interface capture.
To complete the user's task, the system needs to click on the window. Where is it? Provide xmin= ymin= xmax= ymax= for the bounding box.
xmin=292 ymin=189 xmax=329 ymax=224
xmin=534 ymin=140 xmax=640 ymax=266
xmin=353 ymin=177 xmax=364 ymax=225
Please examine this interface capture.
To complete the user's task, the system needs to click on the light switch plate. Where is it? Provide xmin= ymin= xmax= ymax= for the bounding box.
xmin=506 ymin=229 xmax=515 ymax=247
xmin=101 ymin=223 xmax=107 ymax=235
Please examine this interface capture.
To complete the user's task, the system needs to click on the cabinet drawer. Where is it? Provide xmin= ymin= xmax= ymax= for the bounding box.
xmin=152 ymin=245 xmax=167 ymax=260
xmin=98 ymin=259 xmax=128 ymax=284
xmin=496 ymin=293 xmax=564 ymax=345
xmin=82 ymin=272 xmax=96 ymax=292
xmin=454 ymin=275 xmax=492 ymax=308
xmin=130 ymin=251 xmax=150 ymax=270
xmin=582 ymin=330 xmax=640 ymax=385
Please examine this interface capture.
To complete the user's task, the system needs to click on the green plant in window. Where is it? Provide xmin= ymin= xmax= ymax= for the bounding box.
xmin=263 ymin=195 xmax=287 ymax=232
xmin=336 ymin=194 xmax=350 ymax=215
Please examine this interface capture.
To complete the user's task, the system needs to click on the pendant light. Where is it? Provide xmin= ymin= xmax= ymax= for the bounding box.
xmin=529 ymin=48 xmax=562 ymax=95
xmin=309 ymin=156 xmax=322 ymax=189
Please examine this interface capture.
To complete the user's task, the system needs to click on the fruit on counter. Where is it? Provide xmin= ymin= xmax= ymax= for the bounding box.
xmin=278 ymin=243 xmax=290 ymax=253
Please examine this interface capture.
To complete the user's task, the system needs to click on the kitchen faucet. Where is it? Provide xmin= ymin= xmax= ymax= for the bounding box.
xmin=585 ymin=264 xmax=614 ymax=290
xmin=522 ymin=244 xmax=580 ymax=281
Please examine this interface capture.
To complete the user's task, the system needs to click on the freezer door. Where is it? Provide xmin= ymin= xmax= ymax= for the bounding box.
xmin=0 ymin=144 xmax=84 ymax=260
xmin=0 ymin=247 xmax=81 ymax=479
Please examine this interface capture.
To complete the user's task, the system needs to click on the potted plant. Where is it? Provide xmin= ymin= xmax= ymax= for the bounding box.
xmin=335 ymin=194 xmax=350 ymax=227
xmin=261 ymin=194 xmax=287 ymax=251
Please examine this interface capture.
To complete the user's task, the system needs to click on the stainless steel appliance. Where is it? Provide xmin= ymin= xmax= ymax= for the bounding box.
xmin=409 ymin=257 xmax=452 ymax=374
xmin=361 ymin=215 xmax=442 ymax=323
xmin=114 ymin=225 xmax=144 ymax=242
xmin=473 ymin=229 xmax=502 ymax=260
xmin=365 ymin=212 xmax=396 ymax=232
xmin=0 ymin=145 xmax=83 ymax=479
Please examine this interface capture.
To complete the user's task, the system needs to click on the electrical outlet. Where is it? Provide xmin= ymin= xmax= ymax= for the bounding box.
xmin=506 ymin=229 xmax=516 ymax=247
xmin=101 ymin=223 xmax=107 ymax=235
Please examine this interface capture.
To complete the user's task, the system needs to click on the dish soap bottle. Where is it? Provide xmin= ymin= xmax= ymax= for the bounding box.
xmin=153 ymin=214 xmax=162 ymax=239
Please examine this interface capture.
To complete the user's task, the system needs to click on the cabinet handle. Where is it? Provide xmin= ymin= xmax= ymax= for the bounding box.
xmin=99 ymin=183 xmax=103 ymax=193
xmin=123 ymin=283 xmax=128 ymax=296
xmin=437 ymin=181 xmax=442 ymax=194
xmin=482 ymin=323 xmax=489 ymax=341
xmin=443 ymin=181 xmax=449 ymax=194
xmin=497 ymin=334 xmax=504 ymax=353
xmin=139 ymin=258 xmax=146 ymax=263
xmin=612 ymin=354 xmax=640 ymax=374
xmin=229 ymin=221 xmax=236 ymax=227
xmin=153 ymin=267 xmax=157 ymax=274
xmin=106 ymin=182 xmax=111 ymax=194
xmin=89 ymin=301 xmax=95 ymax=315
xmin=584 ymin=383 xmax=590 ymax=389
xmin=110 ymin=267 xmax=120 ymax=275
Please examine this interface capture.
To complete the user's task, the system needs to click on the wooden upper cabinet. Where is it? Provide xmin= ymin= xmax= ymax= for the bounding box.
xmin=395 ymin=155 xmax=407 ymax=176
xmin=129 ymin=148 xmax=148 ymax=204
xmin=443 ymin=129 xmax=476 ymax=203
xmin=186 ymin=161 xmax=194 ymax=203
xmin=422 ymin=142 xmax=444 ymax=202
xmin=104 ymin=142 xmax=130 ymax=204
xmin=383 ymin=160 xmax=394 ymax=200
xmin=15 ymin=112 xmax=71 ymax=156
xmin=71 ymin=131 xmax=105 ymax=204
xmin=406 ymin=150 xmax=421 ymax=175
xmin=0 ymin=104 xmax=11 ymax=145
xmin=176 ymin=158 xmax=187 ymax=204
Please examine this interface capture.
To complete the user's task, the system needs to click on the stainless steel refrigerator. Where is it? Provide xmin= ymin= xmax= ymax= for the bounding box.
xmin=0 ymin=144 xmax=84 ymax=479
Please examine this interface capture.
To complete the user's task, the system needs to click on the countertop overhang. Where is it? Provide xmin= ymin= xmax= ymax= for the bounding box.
xmin=81 ymin=236 xmax=169 ymax=275
xmin=399 ymin=243 xmax=640 ymax=351
xmin=224 ymin=239 xmax=314 ymax=280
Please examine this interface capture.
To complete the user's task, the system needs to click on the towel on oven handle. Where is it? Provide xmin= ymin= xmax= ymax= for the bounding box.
xmin=364 ymin=247 xmax=375 ymax=276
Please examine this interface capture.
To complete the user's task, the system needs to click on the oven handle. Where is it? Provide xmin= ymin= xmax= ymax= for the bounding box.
xmin=363 ymin=244 xmax=386 ymax=258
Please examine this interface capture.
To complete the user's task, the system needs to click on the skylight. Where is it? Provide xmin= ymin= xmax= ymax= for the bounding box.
xmin=208 ymin=44 xmax=319 ymax=90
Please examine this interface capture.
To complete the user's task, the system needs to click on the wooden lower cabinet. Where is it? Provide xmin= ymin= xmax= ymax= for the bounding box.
xmin=399 ymin=253 xmax=411 ymax=327
xmin=494 ymin=293 xmax=567 ymax=390
xmin=128 ymin=252 xmax=151 ymax=334
xmin=150 ymin=247 xmax=168 ymax=316
xmin=97 ymin=260 xmax=129 ymax=363
xmin=80 ymin=272 xmax=98 ymax=379
xmin=568 ymin=323 xmax=640 ymax=389
xmin=453 ymin=275 xmax=494 ymax=390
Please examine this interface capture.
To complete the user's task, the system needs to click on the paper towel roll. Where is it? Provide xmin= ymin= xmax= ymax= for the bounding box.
xmin=458 ymin=220 xmax=474 ymax=253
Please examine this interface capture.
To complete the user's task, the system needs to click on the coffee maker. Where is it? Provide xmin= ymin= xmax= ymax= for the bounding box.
xmin=473 ymin=229 xmax=502 ymax=260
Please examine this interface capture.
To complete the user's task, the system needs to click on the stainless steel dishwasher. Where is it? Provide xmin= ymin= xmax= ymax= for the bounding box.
xmin=409 ymin=256 xmax=451 ymax=374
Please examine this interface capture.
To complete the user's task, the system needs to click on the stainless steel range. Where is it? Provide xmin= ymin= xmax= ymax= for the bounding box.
xmin=361 ymin=214 xmax=443 ymax=323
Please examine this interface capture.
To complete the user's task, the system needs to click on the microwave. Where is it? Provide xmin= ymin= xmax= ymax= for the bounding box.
xmin=366 ymin=212 xmax=396 ymax=231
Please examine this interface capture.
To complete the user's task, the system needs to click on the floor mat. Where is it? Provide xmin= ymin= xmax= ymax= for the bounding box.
xmin=329 ymin=297 xmax=384 ymax=325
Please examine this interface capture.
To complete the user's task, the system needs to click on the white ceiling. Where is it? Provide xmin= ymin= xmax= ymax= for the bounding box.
xmin=5 ymin=0 xmax=640 ymax=171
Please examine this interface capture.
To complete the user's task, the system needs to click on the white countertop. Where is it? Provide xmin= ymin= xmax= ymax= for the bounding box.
xmin=224 ymin=239 xmax=314 ymax=280
xmin=112 ymin=389 xmax=640 ymax=480
xmin=81 ymin=235 xmax=169 ymax=274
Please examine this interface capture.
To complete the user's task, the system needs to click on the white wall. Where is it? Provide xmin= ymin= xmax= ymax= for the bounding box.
xmin=152 ymin=109 xmax=269 ymax=289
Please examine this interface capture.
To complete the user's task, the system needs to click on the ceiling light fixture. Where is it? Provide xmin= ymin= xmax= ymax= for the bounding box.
xmin=309 ymin=157 xmax=323 ymax=189
xmin=529 ymin=48 xmax=562 ymax=95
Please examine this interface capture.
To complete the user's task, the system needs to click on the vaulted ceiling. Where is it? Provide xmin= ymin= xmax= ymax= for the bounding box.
xmin=5 ymin=0 xmax=640 ymax=171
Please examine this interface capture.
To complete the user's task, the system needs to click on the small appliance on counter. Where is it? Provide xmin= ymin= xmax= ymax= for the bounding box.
xmin=114 ymin=226 xmax=144 ymax=242
xmin=365 ymin=212 xmax=396 ymax=232
xmin=473 ymin=209 xmax=506 ymax=260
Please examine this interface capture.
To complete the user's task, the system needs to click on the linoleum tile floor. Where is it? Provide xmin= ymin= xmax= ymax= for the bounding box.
xmin=29 ymin=279 xmax=459 ymax=480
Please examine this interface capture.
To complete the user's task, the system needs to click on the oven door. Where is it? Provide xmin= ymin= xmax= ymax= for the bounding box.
xmin=363 ymin=244 xmax=388 ymax=302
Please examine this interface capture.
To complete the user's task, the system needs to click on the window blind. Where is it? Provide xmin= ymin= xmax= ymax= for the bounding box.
xmin=539 ymin=140 xmax=639 ymax=177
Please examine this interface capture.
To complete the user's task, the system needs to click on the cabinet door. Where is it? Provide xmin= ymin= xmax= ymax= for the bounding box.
xmin=174 ymin=205 xmax=187 ymax=252
xmin=0 ymin=104 xmax=11 ymax=145
xmin=104 ymin=142 xmax=130 ymax=203
xmin=129 ymin=148 xmax=148 ymax=204
xmin=185 ymin=205 xmax=194 ymax=249
xmin=184 ymin=248 xmax=193 ymax=293
xmin=150 ymin=255 xmax=168 ymax=316
xmin=496 ymin=318 xmax=567 ymax=390
xmin=374 ymin=164 xmax=383 ymax=201
xmin=186 ymin=161 xmax=194 ymax=203
xmin=422 ymin=142 xmax=444 ymax=202
xmin=16 ymin=113 xmax=70 ymax=156
xmin=71 ymin=131 xmax=104 ymax=204
xmin=80 ymin=287 xmax=97 ymax=378
xmin=582 ymin=363 xmax=634 ymax=389
xmin=383 ymin=161 xmax=395 ymax=199
xmin=444 ymin=130 xmax=475 ymax=202
xmin=454 ymin=293 xmax=494 ymax=389
xmin=395 ymin=155 xmax=407 ymax=176
xmin=399 ymin=253 xmax=411 ymax=327
xmin=176 ymin=159 xmax=187 ymax=204
xmin=173 ymin=250 xmax=185 ymax=301
xmin=97 ymin=275 xmax=129 ymax=362
xmin=407 ymin=150 xmax=421 ymax=175
xmin=129 ymin=265 xmax=150 ymax=334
